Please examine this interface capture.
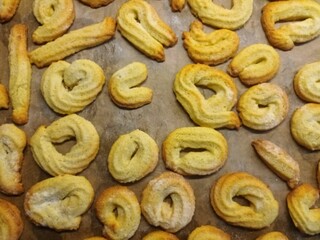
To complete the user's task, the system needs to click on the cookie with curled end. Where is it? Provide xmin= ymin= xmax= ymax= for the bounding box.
xmin=174 ymin=64 xmax=240 ymax=130
xmin=188 ymin=225 xmax=231 ymax=240
xmin=0 ymin=199 xmax=23 ymax=240
xmin=78 ymin=0 xmax=114 ymax=8
xmin=183 ymin=21 xmax=239 ymax=66
xmin=287 ymin=183 xmax=320 ymax=235
xmin=24 ymin=175 xmax=94 ymax=231
xmin=29 ymin=17 xmax=116 ymax=68
xmin=108 ymin=129 xmax=158 ymax=183
xmin=211 ymin=172 xmax=279 ymax=229
xmin=187 ymin=0 xmax=253 ymax=30
xmin=227 ymin=44 xmax=280 ymax=86
xmin=0 ymin=124 xmax=26 ymax=195
xmin=0 ymin=85 xmax=9 ymax=109
xmin=141 ymin=171 xmax=195 ymax=233
xmin=261 ymin=0 xmax=320 ymax=51
xmin=171 ymin=0 xmax=185 ymax=12
xmin=143 ymin=230 xmax=179 ymax=240
xmin=108 ymin=62 xmax=153 ymax=109
xmin=291 ymin=103 xmax=320 ymax=151
xmin=30 ymin=114 xmax=100 ymax=176
xmin=95 ymin=186 xmax=141 ymax=240
xmin=162 ymin=127 xmax=227 ymax=176
xmin=0 ymin=0 xmax=20 ymax=23
xmin=117 ymin=0 xmax=177 ymax=62
xmin=41 ymin=59 xmax=106 ymax=114
xmin=256 ymin=232 xmax=288 ymax=240
xmin=252 ymin=139 xmax=300 ymax=189
xmin=237 ymin=83 xmax=289 ymax=131
xmin=294 ymin=61 xmax=320 ymax=103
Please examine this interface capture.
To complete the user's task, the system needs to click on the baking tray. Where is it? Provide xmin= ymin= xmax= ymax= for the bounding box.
xmin=0 ymin=0 xmax=320 ymax=239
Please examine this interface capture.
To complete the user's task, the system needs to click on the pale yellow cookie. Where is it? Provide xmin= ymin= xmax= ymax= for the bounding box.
xmin=108 ymin=62 xmax=153 ymax=109
xmin=78 ymin=0 xmax=114 ymax=8
xmin=162 ymin=127 xmax=228 ymax=176
xmin=0 ymin=124 xmax=26 ymax=195
xmin=294 ymin=61 xmax=320 ymax=103
xmin=287 ymin=183 xmax=320 ymax=235
xmin=29 ymin=17 xmax=116 ymax=68
xmin=261 ymin=0 xmax=320 ymax=50
xmin=95 ymin=186 xmax=141 ymax=240
xmin=0 ymin=84 xmax=9 ymax=109
xmin=0 ymin=199 xmax=23 ymax=240
xmin=252 ymin=139 xmax=300 ymax=189
xmin=211 ymin=172 xmax=279 ymax=229
xmin=9 ymin=24 xmax=32 ymax=125
xmin=188 ymin=225 xmax=231 ymax=240
xmin=117 ymin=0 xmax=177 ymax=62
xmin=183 ymin=21 xmax=239 ymax=65
xmin=187 ymin=0 xmax=253 ymax=30
xmin=0 ymin=0 xmax=20 ymax=23
xmin=228 ymin=44 xmax=280 ymax=86
xmin=143 ymin=230 xmax=179 ymax=240
xmin=256 ymin=231 xmax=289 ymax=240
xmin=108 ymin=129 xmax=159 ymax=183
xmin=291 ymin=103 xmax=320 ymax=151
xmin=32 ymin=0 xmax=75 ymax=44
xmin=41 ymin=59 xmax=106 ymax=114
xmin=171 ymin=0 xmax=185 ymax=12
xmin=174 ymin=64 xmax=240 ymax=129
xmin=237 ymin=83 xmax=289 ymax=130
xmin=141 ymin=171 xmax=195 ymax=233
xmin=30 ymin=114 xmax=100 ymax=176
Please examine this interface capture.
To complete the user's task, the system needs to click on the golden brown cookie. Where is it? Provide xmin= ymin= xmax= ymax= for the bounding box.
xmin=24 ymin=174 xmax=94 ymax=231
xmin=9 ymin=24 xmax=32 ymax=125
xmin=187 ymin=0 xmax=253 ymax=30
xmin=183 ymin=21 xmax=239 ymax=66
xmin=95 ymin=186 xmax=141 ymax=240
xmin=117 ymin=0 xmax=177 ymax=62
xmin=41 ymin=59 xmax=106 ymax=114
xmin=291 ymin=103 xmax=320 ymax=151
xmin=29 ymin=17 xmax=116 ymax=68
xmin=211 ymin=172 xmax=279 ymax=229
xmin=141 ymin=171 xmax=195 ymax=233
xmin=32 ymin=0 xmax=75 ymax=44
xmin=78 ymin=0 xmax=114 ymax=8
xmin=294 ymin=61 xmax=320 ymax=103
xmin=261 ymin=0 xmax=320 ymax=50
xmin=252 ymin=139 xmax=300 ymax=189
xmin=108 ymin=62 xmax=153 ymax=109
xmin=162 ymin=127 xmax=228 ymax=176
xmin=0 ymin=0 xmax=20 ymax=23
xmin=256 ymin=231 xmax=289 ymax=240
xmin=171 ymin=0 xmax=185 ymax=12
xmin=0 ymin=84 xmax=9 ymax=109
xmin=143 ymin=230 xmax=179 ymax=240
xmin=287 ymin=183 xmax=320 ymax=235
xmin=174 ymin=64 xmax=240 ymax=130
xmin=318 ymin=160 xmax=320 ymax=188
xmin=227 ymin=44 xmax=280 ymax=86
xmin=84 ymin=238 xmax=107 ymax=240
xmin=188 ymin=225 xmax=231 ymax=240
xmin=0 ymin=124 xmax=26 ymax=195
xmin=0 ymin=199 xmax=23 ymax=240
xmin=30 ymin=114 xmax=100 ymax=176
xmin=237 ymin=83 xmax=289 ymax=130
xmin=108 ymin=129 xmax=159 ymax=183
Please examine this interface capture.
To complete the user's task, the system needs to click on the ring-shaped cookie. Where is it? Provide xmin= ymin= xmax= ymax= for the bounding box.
xmin=143 ymin=230 xmax=179 ymax=240
xmin=187 ymin=0 xmax=253 ymax=30
xmin=227 ymin=44 xmax=280 ymax=86
xmin=188 ymin=225 xmax=231 ymax=240
xmin=117 ymin=0 xmax=177 ymax=61
xmin=41 ymin=59 xmax=106 ymax=114
xmin=237 ymin=83 xmax=289 ymax=130
xmin=32 ymin=0 xmax=75 ymax=44
xmin=256 ymin=232 xmax=289 ymax=240
xmin=0 ymin=124 xmax=26 ymax=195
xmin=141 ymin=171 xmax=195 ymax=233
xmin=183 ymin=21 xmax=239 ymax=66
xmin=287 ymin=183 xmax=320 ymax=235
xmin=162 ymin=127 xmax=228 ymax=176
xmin=0 ymin=199 xmax=23 ymax=240
xmin=210 ymin=172 xmax=279 ymax=229
xmin=294 ymin=61 xmax=320 ymax=103
xmin=30 ymin=114 xmax=100 ymax=176
xmin=0 ymin=0 xmax=20 ymax=23
xmin=291 ymin=103 xmax=320 ymax=151
xmin=261 ymin=0 xmax=320 ymax=50
xmin=95 ymin=186 xmax=141 ymax=240
xmin=78 ymin=0 xmax=114 ymax=8
xmin=24 ymin=175 xmax=94 ymax=231
xmin=108 ymin=129 xmax=159 ymax=183
xmin=174 ymin=64 xmax=240 ymax=129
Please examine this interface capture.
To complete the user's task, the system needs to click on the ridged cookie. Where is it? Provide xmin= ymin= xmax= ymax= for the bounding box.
xmin=256 ymin=232 xmax=289 ymax=240
xmin=78 ymin=0 xmax=114 ymax=8
xmin=188 ymin=225 xmax=231 ymax=240
xmin=0 ymin=199 xmax=23 ymax=240
xmin=0 ymin=0 xmax=20 ymax=23
xmin=0 ymin=84 xmax=9 ymax=109
xmin=143 ymin=231 xmax=179 ymax=240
